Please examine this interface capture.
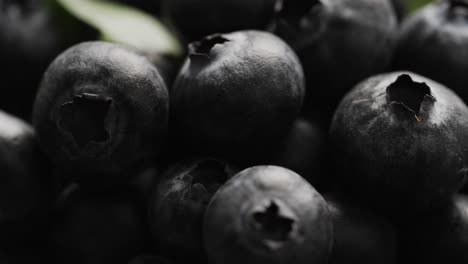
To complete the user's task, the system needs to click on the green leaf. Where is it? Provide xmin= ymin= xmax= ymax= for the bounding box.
xmin=407 ymin=0 xmax=434 ymax=13
xmin=57 ymin=0 xmax=183 ymax=57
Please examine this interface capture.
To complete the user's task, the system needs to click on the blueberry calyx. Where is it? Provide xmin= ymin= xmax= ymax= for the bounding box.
xmin=251 ymin=200 xmax=295 ymax=245
xmin=182 ymin=159 xmax=231 ymax=200
xmin=58 ymin=93 xmax=112 ymax=147
xmin=386 ymin=74 xmax=435 ymax=122
xmin=188 ymin=35 xmax=229 ymax=67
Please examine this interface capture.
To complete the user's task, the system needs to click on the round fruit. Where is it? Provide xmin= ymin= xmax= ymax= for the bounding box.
xmin=149 ymin=158 xmax=236 ymax=262
xmin=273 ymin=0 xmax=396 ymax=122
xmin=325 ymin=194 xmax=397 ymax=264
xmin=51 ymin=184 xmax=147 ymax=264
xmin=171 ymin=30 xmax=305 ymax=163
xmin=162 ymin=0 xmax=279 ymax=42
xmin=0 ymin=110 xmax=52 ymax=246
xmin=393 ymin=0 xmax=468 ymax=102
xmin=204 ymin=166 xmax=333 ymax=264
xmin=33 ymin=41 xmax=169 ymax=185
xmin=330 ymin=72 xmax=468 ymax=212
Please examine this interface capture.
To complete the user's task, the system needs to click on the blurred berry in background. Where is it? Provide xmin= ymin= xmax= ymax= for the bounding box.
xmin=393 ymin=0 xmax=468 ymax=102
xmin=0 ymin=0 xmax=96 ymax=119
xmin=2 ymin=1 xmax=468 ymax=264
xmin=161 ymin=0 xmax=279 ymax=43
xmin=272 ymin=0 xmax=397 ymax=125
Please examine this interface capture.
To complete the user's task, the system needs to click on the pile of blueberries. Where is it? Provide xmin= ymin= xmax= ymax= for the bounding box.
xmin=1 ymin=0 xmax=468 ymax=263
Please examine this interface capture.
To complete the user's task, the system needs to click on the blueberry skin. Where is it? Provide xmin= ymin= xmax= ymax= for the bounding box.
xmin=330 ymin=72 xmax=468 ymax=213
xmin=204 ymin=166 xmax=333 ymax=264
xmin=51 ymin=185 xmax=148 ymax=264
xmin=33 ymin=41 xmax=169 ymax=185
xmin=393 ymin=0 xmax=468 ymax=102
xmin=325 ymin=194 xmax=397 ymax=264
xmin=162 ymin=0 xmax=278 ymax=42
xmin=171 ymin=31 xmax=305 ymax=163
xmin=149 ymin=158 xmax=236 ymax=262
xmin=399 ymin=195 xmax=468 ymax=264
xmin=0 ymin=110 xmax=52 ymax=246
xmin=273 ymin=0 xmax=396 ymax=123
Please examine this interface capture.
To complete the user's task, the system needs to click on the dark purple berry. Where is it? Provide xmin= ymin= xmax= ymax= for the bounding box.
xmin=149 ymin=158 xmax=236 ymax=262
xmin=204 ymin=166 xmax=333 ymax=264
xmin=171 ymin=31 xmax=304 ymax=163
xmin=273 ymin=0 xmax=397 ymax=122
xmin=32 ymin=41 xmax=169 ymax=186
xmin=0 ymin=0 xmax=95 ymax=119
xmin=393 ymin=0 xmax=468 ymax=102
xmin=162 ymin=0 xmax=279 ymax=42
xmin=0 ymin=110 xmax=52 ymax=246
xmin=330 ymin=72 xmax=468 ymax=213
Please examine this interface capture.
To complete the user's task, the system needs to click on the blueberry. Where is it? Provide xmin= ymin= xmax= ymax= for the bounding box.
xmin=330 ymin=72 xmax=468 ymax=213
xmin=399 ymin=195 xmax=468 ymax=264
xmin=149 ymin=158 xmax=236 ymax=262
xmin=171 ymin=31 xmax=305 ymax=163
xmin=393 ymin=0 xmax=468 ymax=102
xmin=162 ymin=0 xmax=279 ymax=42
xmin=273 ymin=0 xmax=397 ymax=123
xmin=325 ymin=194 xmax=397 ymax=264
xmin=129 ymin=255 xmax=172 ymax=264
xmin=32 ymin=41 xmax=169 ymax=186
xmin=0 ymin=0 xmax=94 ymax=119
xmin=204 ymin=166 xmax=333 ymax=264
xmin=51 ymin=184 xmax=148 ymax=264
xmin=0 ymin=110 xmax=52 ymax=246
